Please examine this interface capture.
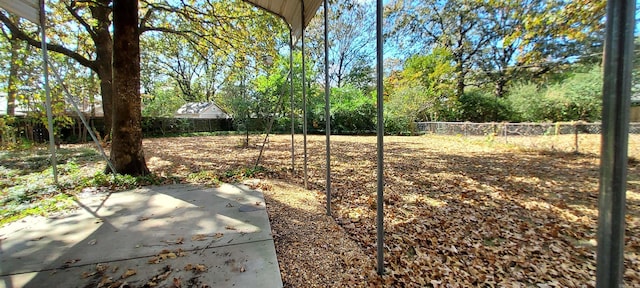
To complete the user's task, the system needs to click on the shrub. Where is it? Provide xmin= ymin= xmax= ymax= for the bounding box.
xmin=458 ymin=90 xmax=513 ymax=122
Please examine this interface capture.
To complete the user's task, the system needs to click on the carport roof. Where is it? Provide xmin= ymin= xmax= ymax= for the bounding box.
xmin=0 ymin=0 xmax=324 ymax=41
xmin=0 ymin=0 xmax=39 ymax=24
xmin=244 ymin=0 xmax=323 ymax=41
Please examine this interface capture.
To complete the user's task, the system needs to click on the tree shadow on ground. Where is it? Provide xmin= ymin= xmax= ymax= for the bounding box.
xmin=139 ymin=135 xmax=639 ymax=285
xmin=1 ymin=183 xmax=278 ymax=288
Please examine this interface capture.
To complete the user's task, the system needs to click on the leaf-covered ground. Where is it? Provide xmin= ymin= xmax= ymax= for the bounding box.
xmin=112 ymin=134 xmax=640 ymax=286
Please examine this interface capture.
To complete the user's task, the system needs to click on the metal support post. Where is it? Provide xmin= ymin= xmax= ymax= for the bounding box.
xmin=290 ymin=30 xmax=295 ymax=173
xmin=323 ymin=0 xmax=331 ymax=215
xmin=301 ymin=1 xmax=308 ymax=190
xmin=375 ymin=0 xmax=385 ymax=276
xmin=40 ymin=0 xmax=57 ymax=185
xmin=596 ymin=0 xmax=635 ymax=286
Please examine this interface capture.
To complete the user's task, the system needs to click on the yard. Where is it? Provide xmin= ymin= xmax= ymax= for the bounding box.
xmin=2 ymin=134 xmax=640 ymax=286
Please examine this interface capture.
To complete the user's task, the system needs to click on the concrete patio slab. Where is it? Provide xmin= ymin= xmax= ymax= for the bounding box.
xmin=0 ymin=183 xmax=282 ymax=288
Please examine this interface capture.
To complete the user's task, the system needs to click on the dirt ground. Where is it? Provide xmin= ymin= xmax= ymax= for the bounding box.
xmin=140 ymin=134 xmax=640 ymax=287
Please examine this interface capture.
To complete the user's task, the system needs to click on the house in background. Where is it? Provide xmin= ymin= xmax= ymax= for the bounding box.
xmin=67 ymin=97 xmax=104 ymax=117
xmin=0 ymin=92 xmax=32 ymax=116
xmin=175 ymin=102 xmax=231 ymax=119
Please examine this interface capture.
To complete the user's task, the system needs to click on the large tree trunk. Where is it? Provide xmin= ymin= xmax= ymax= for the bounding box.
xmin=6 ymin=37 xmax=20 ymax=116
xmin=91 ymin=2 xmax=114 ymax=139
xmin=108 ymin=0 xmax=149 ymax=176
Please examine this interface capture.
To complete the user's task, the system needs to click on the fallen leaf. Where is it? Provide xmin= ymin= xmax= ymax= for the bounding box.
xmin=96 ymin=263 xmax=109 ymax=273
xmin=81 ymin=271 xmax=97 ymax=278
xmin=138 ymin=133 xmax=640 ymax=287
xmin=160 ymin=252 xmax=177 ymax=260
xmin=98 ymin=276 xmax=113 ymax=287
xmin=65 ymin=259 xmax=81 ymax=264
xmin=164 ymin=237 xmax=184 ymax=245
xmin=121 ymin=268 xmax=136 ymax=279
xmin=225 ymin=225 xmax=236 ymax=230
xmin=191 ymin=234 xmax=207 ymax=241
xmin=195 ymin=264 xmax=207 ymax=272
xmin=173 ymin=277 xmax=182 ymax=288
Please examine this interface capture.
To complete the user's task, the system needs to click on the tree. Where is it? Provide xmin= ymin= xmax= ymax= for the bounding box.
xmin=0 ymin=1 xmax=114 ymax=137
xmin=107 ymin=0 xmax=149 ymax=176
xmin=1 ymin=15 xmax=26 ymax=116
xmin=1 ymin=0 xmax=283 ymax=141
xmin=478 ymin=0 xmax=606 ymax=98
xmin=388 ymin=0 xmax=492 ymax=98
xmin=307 ymin=0 xmax=375 ymax=88
xmin=387 ymin=0 xmax=606 ymax=99
xmin=385 ymin=49 xmax=457 ymax=123
xmin=141 ymin=87 xmax=186 ymax=118
xmin=343 ymin=57 xmax=375 ymax=95
xmin=506 ymin=65 xmax=603 ymax=122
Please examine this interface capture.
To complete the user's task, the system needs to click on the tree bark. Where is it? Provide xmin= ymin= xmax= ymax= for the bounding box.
xmin=90 ymin=2 xmax=114 ymax=139
xmin=6 ymin=36 xmax=20 ymax=116
xmin=494 ymin=75 xmax=507 ymax=99
xmin=108 ymin=0 xmax=149 ymax=176
xmin=454 ymin=55 xmax=465 ymax=99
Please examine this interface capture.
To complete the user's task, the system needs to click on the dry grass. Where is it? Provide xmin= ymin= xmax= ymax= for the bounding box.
xmin=139 ymin=134 xmax=640 ymax=287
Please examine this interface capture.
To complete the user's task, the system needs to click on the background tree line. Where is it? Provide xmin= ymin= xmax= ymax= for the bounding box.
xmin=0 ymin=0 xmax=630 ymax=174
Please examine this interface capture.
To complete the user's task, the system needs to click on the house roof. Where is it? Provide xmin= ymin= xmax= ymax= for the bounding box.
xmin=177 ymin=102 xmax=214 ymax=114
xmin=176 ymin=102 xmax=228 ymax=115
xmin=243 ymin=0 xmax=323 ymax=42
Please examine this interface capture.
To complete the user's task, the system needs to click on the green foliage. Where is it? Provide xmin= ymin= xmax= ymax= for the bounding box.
xmin=309 ymin=84 xmax=376 ymax=134
xmin=384 ymin=49 xmax=457 ymax=125
xmin=458 ymin=90 xmax=513 ymax=122
xmin=0 ymin=193 xmax=75 ymax=226
xmin=387 ymin=0 xmax=606 ymax=99
xmin=507 ymin=66 xmax=602 ymax=122
xmin=0 ymin=146 xmax=167 ymax=225
xmin=142 ymin=88 xmax=186 ymax=117
xmin=384 ymin=113 xmax=413 ymax=135
xmin=344 ymin=59 xmax=375 ymax=94
xmin=402 ymin=48 xmax=455 ymax=92
xmin=186 ymin=170 xmax=221 ymax=186
xmin=222 ymin=166 xmax=268 ymax=181
xmin=0 ymin=158 xmax=88 ymax=225
xmin=0 ymin=116 xmax=17 ymax=147
xmin=319 ymin=85 xmax=376 ymax=133
xmin=90 ymin=172 xmax=138 ymax=189
xmin=558 ymin=66 xmax=603 ymax=121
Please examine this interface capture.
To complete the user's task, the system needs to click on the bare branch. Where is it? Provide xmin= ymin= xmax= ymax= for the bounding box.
xmin=65 ymin=1 xmax=97 ymax=39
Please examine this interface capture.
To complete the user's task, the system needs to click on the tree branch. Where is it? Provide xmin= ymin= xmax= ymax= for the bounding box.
xmin=66 ymin=1 xmax=97 ymax=39
xmin=0 ymin=12 xmax=97 ymax=71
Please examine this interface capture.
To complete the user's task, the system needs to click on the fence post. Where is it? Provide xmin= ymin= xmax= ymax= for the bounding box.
xmin=503 ymin=122 xmax=508 ymax=144
xmin=574 ymin=121 xmax=579 ymax=154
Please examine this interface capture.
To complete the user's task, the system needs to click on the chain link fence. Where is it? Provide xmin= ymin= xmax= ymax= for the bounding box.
xmin=416 ymin=122 xmax=640 ymax=156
